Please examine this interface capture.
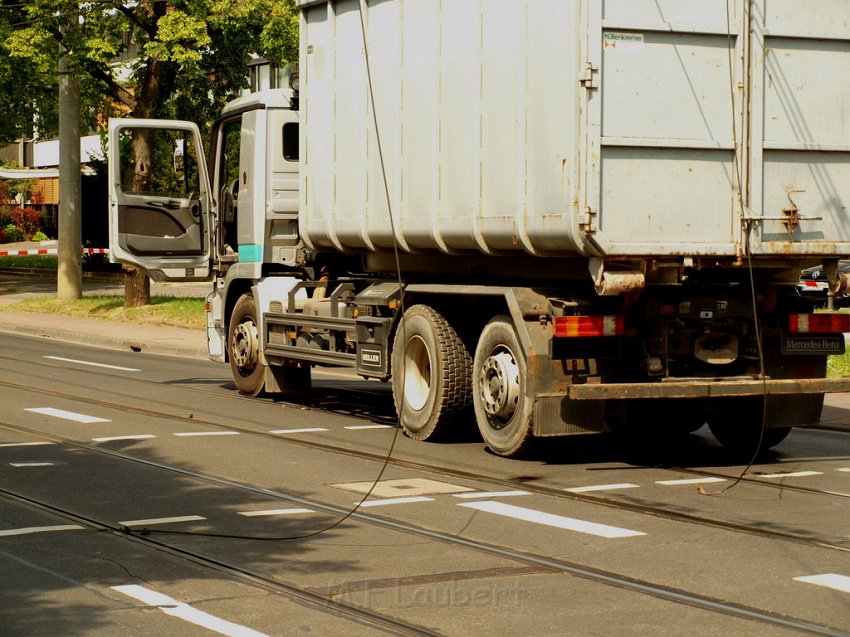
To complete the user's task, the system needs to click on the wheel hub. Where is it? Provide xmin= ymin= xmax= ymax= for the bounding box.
xmin=232 ymin=320 xmax=259 ymax=371
xmin=479 ymin=350 xmax=519 ymax=422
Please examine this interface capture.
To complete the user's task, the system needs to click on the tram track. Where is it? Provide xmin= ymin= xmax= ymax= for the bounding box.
xmin=0 ymin=364 xmax=848 ymax=555
xmin=0 ymin=423 xmax=847 ymax=637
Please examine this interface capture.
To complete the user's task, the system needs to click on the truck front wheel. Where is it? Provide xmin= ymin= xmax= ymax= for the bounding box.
xmin=391 ymin=305 xmax=472 ymax=441
xmin=473 ymin=316 xmax=534 ymax=457
xmin=228 ymin=294 xmax=265 ymax=396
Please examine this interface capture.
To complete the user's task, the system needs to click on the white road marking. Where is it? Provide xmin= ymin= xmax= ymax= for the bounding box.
xmin=838 ymin=468 xmax=850 ymax=473
xmin=655 ymin=477 xmax=727 ymax=486
xmin=565 ymin=483 xmax=640 ymax=493
xmin=344 ymin=425 xmax=394 ymax=430
xmin=25 ymin=407 xmax=110 ymax=424
xmin=794 ymin=574 xmax=850 ymax=594
xmin=756 ymin=471 xmax=823 ymax=479
xmin=112 ymin=585 xmax=268 ymax=637
xmin=174 ymin=431 xmax=239 ymax=437
xmin=453 ymin=491 xmax=530 ymax=499
xmin=0 ymin=441 xmax=54 ymax=448
xmin=459 ymin=501 xmax=645 ymax=538
xmin=10 ymin=462 xmax=55 ymax=467
xmin=0 ymin=525 xmax=84 ymax=537
xmin=93 ymin=434 xmax=156 ymax=442
xmin=119 ymin=515 xmax=205 ymax=526
xmin=270 ymin=428 xmax=328 ymax=435
xmin=358 ymin=496 xmax=434 ymax=508
xmin=237 ymin=508 xmax=314 ymax=517
xmin=44 ymin=356 xmax=141 ymax=372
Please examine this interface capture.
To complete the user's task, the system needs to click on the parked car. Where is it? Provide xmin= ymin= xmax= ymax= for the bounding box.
xmin=798 ymin=261 xmax=850 ymax=307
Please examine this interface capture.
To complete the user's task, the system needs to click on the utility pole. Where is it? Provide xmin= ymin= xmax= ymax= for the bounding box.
xmin=57 ymin=19 xmax=82 ymax=301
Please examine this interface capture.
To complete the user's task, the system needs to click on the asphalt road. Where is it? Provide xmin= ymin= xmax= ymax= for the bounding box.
xmin=0 ymin=333 xmax=849 ymax=636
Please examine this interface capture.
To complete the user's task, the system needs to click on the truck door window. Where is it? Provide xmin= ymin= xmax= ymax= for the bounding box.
xmin=283 ymin=123 xmax=298 ymax=161
xmin=118 ymin=128 xmax=200 ymax=197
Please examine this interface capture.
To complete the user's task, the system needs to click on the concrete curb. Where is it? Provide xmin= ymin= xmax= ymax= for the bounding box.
xmin=0 ymin=313 xmax=210 ymax=361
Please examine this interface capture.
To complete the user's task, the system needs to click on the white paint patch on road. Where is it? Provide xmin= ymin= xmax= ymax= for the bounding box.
xmin=453 ymin=491 xmax=531 ymax=499
xmin=0 ymin=525 xmax=83 ymax=537
xmin=794 ymin=574 xmax=850 ymax=594
xmin=756 ymin=471 xmax=823 ymax=479
xmin=334 ymin=478 xmax=473 ymax=498
xmin=174 ymin=431 xmax=239 ymax=437
xmin=44 ymin=356 xmax=141 ymax=372
xmin=93 ymin=434 xmax=156 ymax=442
xmin=237 ymin=508 xmax=314 ymax=517
xmin=838 ymin=468 xmax=850 ymax=473
xmin=25 ymin=407 xmax=110 ymax=424
xmin=344 ymin=425 xmax=394 ymax=430
xmin=270 ymin=428 xmax=328 ymax=435
xmin=459 ymin=501 xmax=646 ymax=539
xmin=358 ymin=497 xmax=434 ymax=508
xmin=10 ymin=461 xmax=55 ymax=467
xmin=0 ymin=441 xmax=54 ymax=448
xmin=565 ymin=483 xmax=640 ymax=493
xmin=119 ymin=515 xmax=205 ymax=527
xmin=655 ymin=477 xmax=727 ymax=486
xmin=112 ymin=584 xmax=268 ymax=637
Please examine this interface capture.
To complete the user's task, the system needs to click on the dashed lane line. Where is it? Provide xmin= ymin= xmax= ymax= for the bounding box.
xmin=93 ymin=434 xmax=156 ymax=442
xmin=0 ymin=441 xmax=54 ymax=448
xmin=25 ymin=407 xmax=110 ymax=424
xmin=794 ymin=574 xmax=850 ymax=594
xmin=459 ymin=501 xmax=646 ymax=539
xmin=43 ymin=356 xmax=141 ymax=372
xmin=344 ymin=425 xmax=394 ymax=430
xmin=119 ymin=515 xmax=206 ymax=527
xmin=112 ymin=584 xmax=268 ymax=637
xmin=0 ymin=525 xmax=84 ymax=537
xmin=9 ymin=461 xmax=55 ymax=467
xmin=755 ymin=471 xmax=823 ymax=479
xmin=453 ymin=491 xmax=530 ymax=499
xmin=237 ymin=508 xmax=314 ymax=517
xmin=270 ymin=428 xmax=329 ymax=435
xmin=655 ymin=478 xmax=727 ymax=486
xmin=565 ymin=483 xmax=640 ymax=493
xmin=358 ymin=497 xmax=434 ymax=508
xmin=174 ymin=431 xmax=240 ymax=437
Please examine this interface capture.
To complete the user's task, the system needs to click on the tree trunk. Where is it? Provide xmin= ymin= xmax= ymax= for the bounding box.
xmin=123 ymin=264 xmax=150 ymax=308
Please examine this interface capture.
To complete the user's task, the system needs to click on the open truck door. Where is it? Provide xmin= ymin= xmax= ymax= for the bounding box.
xmin=108 ymin=119 xmax=213 ymax=282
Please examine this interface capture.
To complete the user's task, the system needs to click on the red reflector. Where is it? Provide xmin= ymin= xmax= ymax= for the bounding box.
xmin=205 ymin=301 xmax=211 ymax=313
xmin=804 ymin=281 xmax=820 ymax=288
xmin=788 ymin=313 xmax=850 ymax=334
xmin=553 ymin=315 xmax=624 ymax=337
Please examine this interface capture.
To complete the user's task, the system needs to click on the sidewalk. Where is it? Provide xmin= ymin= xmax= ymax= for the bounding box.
xmin=0 ymin=267 xmax=210 ymax=361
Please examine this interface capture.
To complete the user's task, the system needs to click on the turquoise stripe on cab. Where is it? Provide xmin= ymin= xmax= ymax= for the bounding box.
xmin=238 ymin=244 xmax=263 ymax=262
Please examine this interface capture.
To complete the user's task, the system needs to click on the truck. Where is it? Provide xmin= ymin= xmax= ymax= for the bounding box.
xmin=107 ymin=0 xmax=850 ymax=458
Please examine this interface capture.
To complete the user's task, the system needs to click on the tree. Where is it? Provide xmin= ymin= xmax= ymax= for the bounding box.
xmin=0 ymin=0 xmax=298 ymax=306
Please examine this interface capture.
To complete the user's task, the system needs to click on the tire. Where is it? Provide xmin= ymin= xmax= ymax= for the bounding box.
xmin=707 ymin=398 xmax=791 ymax=455
xmin=391 ymin=305 xmax=473 ymax=441
xmin=472 ymin=316 xmax=534 ymax=457
xmin=228 ymin=294 xmax=265 ymax=396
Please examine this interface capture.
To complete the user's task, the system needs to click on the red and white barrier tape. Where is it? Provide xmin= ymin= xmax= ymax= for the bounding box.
xmin=0 ymin=248 xmax=109 ymax=256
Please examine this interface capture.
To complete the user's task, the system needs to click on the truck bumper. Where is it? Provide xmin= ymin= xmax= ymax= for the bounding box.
xmin=568 ymin=377 xmax=850 ymax=400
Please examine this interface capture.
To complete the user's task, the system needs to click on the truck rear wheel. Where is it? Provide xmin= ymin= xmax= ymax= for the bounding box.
xmin=229 ymin=294 xmax=265 ymax=396
xmin=473 ymin=316 xmax=534 ymax=457
xmin=391 ymin=305 xmax=472 ymax=441
xmin=708 ymin=398 xmax=791 ymax=454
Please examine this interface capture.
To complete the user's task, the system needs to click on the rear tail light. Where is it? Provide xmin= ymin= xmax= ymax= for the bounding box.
xmin=553 ymin=315 xmax=624 ymax=337
xmin=788 ymin=313 xmax=850 ymax=334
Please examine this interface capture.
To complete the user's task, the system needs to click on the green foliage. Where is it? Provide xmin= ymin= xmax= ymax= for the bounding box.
xmin=31 ymin=231 xmax=49 ymax=242
xmin=0 ymin=1 xmax=300 ymax=144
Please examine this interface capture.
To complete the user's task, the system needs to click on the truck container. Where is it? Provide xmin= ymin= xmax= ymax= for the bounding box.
xmin=108 ymin=0 xmax=850 ymax=458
